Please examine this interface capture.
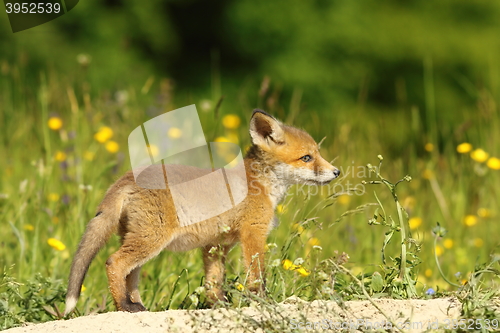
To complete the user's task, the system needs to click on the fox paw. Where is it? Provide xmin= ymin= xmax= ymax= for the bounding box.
xmin=248 ymin=281 xmax=266 ymax=296
xmin=119 ymin=300 xmax=147 ymax=312
xmin=206 ymin=288 xmax=227 ymax=306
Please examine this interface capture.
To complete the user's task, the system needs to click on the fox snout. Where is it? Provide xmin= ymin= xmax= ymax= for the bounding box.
xmin=316 ymin=156 xmax=340 ymax=184
xmin=333 ymin=167 xmax=340 ymax=179
xmin=318 ymin=165 xmax=340 ymax=185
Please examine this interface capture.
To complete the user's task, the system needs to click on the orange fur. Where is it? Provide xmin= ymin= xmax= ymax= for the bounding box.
xmin=64 ymin=110 xmax=339 ymax=314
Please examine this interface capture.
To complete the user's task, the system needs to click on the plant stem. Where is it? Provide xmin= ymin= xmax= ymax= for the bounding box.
xmin=396 ymin=200 xmax=407 ymax=281
xmin=337 ymin=263 xmax=404 ymax=333
xmin=381 ymin=178 xmax=408 ymax=281
xmin=433 ymin=236 xmax=461 ymax=288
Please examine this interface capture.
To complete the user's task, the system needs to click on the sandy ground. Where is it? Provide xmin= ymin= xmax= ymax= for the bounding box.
xmin=5 ymin=297 xmax=462 ymax=333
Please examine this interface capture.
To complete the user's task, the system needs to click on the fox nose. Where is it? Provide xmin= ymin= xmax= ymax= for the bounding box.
xmin=333 ymin=168 xmax=340 ymax=178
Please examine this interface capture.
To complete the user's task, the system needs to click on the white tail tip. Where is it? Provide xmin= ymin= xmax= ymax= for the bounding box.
xmin=64 ymin=296 xmax=78 ymax=316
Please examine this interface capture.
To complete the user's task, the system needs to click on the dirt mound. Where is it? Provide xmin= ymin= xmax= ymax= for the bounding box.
xmin=4 ymin=297 xmax=461 ymax=333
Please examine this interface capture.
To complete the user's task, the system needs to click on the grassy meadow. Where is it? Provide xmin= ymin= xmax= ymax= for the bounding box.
xmin=1 ymin=58 xmax=499 ymax=329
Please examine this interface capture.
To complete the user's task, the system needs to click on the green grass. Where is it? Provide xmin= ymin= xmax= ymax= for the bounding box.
xmin=1 ymin=59 xmax=500 ymax=330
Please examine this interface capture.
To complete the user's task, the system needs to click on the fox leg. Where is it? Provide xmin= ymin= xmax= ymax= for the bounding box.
xmin=106 ymin=238 xmax=165 ymax=312
xmin=202 ymin=244 xmax=231 ymax=304
xmin=240 ymin=226 xmax=267 ymax=294
xmin=126 ymin=266 xmax=143 ymax=305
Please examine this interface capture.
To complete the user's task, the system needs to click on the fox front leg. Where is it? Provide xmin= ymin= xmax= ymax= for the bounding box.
xmin=202 ymin=244 xmax=232 ymax=305
xmin=240 ymin=225 xmax=267 ymax=295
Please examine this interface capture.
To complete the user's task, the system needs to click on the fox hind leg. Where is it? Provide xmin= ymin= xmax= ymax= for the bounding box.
xmin=126 ymin=266 xmax=143 ymax=305
xmin=106 ymin=238 xmax=166 ymax=312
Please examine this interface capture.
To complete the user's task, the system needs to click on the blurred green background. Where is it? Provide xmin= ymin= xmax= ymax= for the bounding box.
xmin=3 ymin=0 xmax=500 ymax=112
xmin=1 ymin=0 xmax=500 ymax=325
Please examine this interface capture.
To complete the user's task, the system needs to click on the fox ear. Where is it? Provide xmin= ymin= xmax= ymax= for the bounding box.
xmin=249 ymin=109 xmax=285 ymax=147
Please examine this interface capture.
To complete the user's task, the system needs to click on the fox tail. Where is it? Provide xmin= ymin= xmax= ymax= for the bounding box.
xmin=64 ymin=192 xmax=125 ymax=316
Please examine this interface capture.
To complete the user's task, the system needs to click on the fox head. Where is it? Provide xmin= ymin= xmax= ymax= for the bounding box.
xmin=248 ymin=109 xmax=340 ymax=186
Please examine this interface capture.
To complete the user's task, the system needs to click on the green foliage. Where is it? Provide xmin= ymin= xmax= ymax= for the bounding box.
xmin=363 ymin=155 xmax=420 ymax=298
xmin=2 ymin=0 xmax=500 ymax=114
xmin=458 ymin=257 xmax=500 ymax=322
xmin=433 ymin=224 xmax=500 ymax=331
xmin=222 ymin=0 xmax=500 ymax=114
xmin=0 ymin=269 xmax=66 ymax=329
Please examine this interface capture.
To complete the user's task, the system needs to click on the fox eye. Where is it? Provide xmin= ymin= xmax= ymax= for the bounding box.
xmin=300 ymin=155 xmax=312 ymax=162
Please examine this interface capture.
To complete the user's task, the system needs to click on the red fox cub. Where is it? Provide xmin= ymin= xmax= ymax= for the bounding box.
xmin=64 ymin=109 xmax=340 ymax=315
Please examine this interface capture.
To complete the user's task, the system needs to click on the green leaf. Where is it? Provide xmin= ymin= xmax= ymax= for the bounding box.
xmin=370 ymin=272 xmax=384 ymax=292
xmin=381 ymin=229 xmax=394 ymax=264
xmin=373 ymin=191 xmax=387 ymax=222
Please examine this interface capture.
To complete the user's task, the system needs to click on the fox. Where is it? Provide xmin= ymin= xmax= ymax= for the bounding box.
xmin=64 ymin=109 xmax=340 ymax=315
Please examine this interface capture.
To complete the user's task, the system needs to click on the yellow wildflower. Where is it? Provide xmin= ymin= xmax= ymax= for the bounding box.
xmin=408 ymin=217 xmax=422 ymax=230
xmin=235 ymin=283 xmax=244 ymax=291
xmin=292 ymin=223 xmax=304 ymax=234
xmin=48 ymin=117 xmax=63 ymax=131
xmin=487 ymin=157 xmax=500 ymax=170
xmin=463 ymin=215 xmax=478 ymax=227
xmin=81 ymin=285 xmax=86 ymax=293
xmin=443 ymin=238 xmax=454 ymax=249
xmin=222 ymin=114 xmax=241 ymax=129
xmin=105 ymin=141 xmax=119 ymax=153
xmin=337 ymin=194 xmax=351 ymax=205
xmin=48 ymin=193 xmax=60 ymax=202
xmin=226 ymin=132 xmax=239 ymax=144
xmin=435 ymin=245 xmax=444 ymax=257
xmin=168 ymin=127 xmax=182 ymax=139
xmin=424 ymin=143 xmax=434 ymax=152
xmin=473 ymin=238 xmax=484 ymax=248
xmin=214 ymin=136 xmax=231 ymax=143
xmin=424 ymin=269 xmax=432 ymax=278
xmin=307 ymin=238 xmax=320 ymax=246
xmin=456 ymin=143 xmax=472 ymax=154
xmin=403 ymin=196 xmax=416 ymax=210
xmin=148 ymin=144 xmax=159 ymax=157
xmin=282 ymin=259 xmax=294 ymax=270
xmin=477 ymin=208 xmax=491 ymax=218
xmin=24 ymin=224 xmax=34 ymax=231
xmin=48 ymin=238 xmax=66 ymax=251
xmin=215 ymin=134 xmax=240 ymax=144
xmin=470 ymin=149 xmax=489 ymax=163
xmin=83 ymin=151 xmax=95 ymax=161
xmin=296 ymin=267 xmax=310 ymax=277
xmin=422 ymin=169 xmax=434 ymax=180
xmin=94 ymin=126 xmax=113 ymax=143
xmin=276 ymin=204 xmax=286 ymax=214
xmin=54 ymin=151 xmax=66 ymax=162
